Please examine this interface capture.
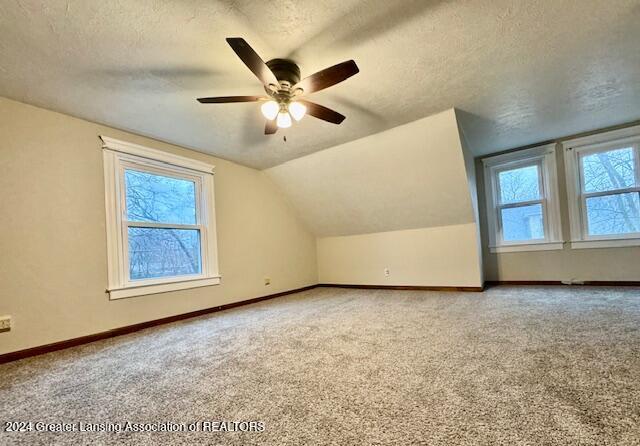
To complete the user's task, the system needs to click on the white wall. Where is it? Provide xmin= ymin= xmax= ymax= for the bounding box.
xmin=266 ymin=110 xmax=476 ymax=236
xmin=317 ymin=224 xmax=482 ymax=287
xmin=268 ymin=109 xmax=484 ymax=288
xmin=0 ymin=97 xmax=317 ymax=355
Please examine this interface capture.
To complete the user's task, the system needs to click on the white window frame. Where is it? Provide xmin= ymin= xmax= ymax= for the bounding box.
xmin=101 ymin=136 xmax=220 ymax=299
xmin=563 ymin=125 xmax=640 ymax=249
xmin=483 ymin=144 xmax=563 ymax=253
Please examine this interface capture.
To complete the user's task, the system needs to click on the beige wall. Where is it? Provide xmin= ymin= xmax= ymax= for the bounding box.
xmin=317 ymin=224 xmax=483 ymax=287
xmin=0 ymin=97 xmax=317 ymax=355
xmin=477 ymin=143 xmax=640 ymax=282
xmin=457 ymin=112 xmax=484 ymax=284
xmin=269 ymin=108 xmax=483 ymax=288
xmin=266 ymin=110 xmax=476 ymax=236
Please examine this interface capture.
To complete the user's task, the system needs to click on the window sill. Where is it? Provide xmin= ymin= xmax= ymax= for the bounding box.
xmin=489 ymin=241 xmax=564 ymax=253
xmin=570 ymin=238 xmax=640 ymax=250
xmin=108 ymin=276 xmax=221 ymax=300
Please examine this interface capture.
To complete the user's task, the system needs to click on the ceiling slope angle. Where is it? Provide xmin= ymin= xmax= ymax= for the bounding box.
xmin=265 ymin=109 xmax=477 ymax=237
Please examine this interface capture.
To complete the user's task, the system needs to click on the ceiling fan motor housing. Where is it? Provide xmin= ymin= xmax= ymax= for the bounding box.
xmin=266 ymin=59 xmax=301 ymax=89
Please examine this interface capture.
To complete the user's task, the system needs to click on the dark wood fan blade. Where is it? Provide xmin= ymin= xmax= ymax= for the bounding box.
xmin=265 ymin=120 xmax=278 ymax=134
xmin=298 ymin=100 xmax=346 ymax=124
xmin=197 ymin=96 xmax=265 ymax=103
xmin=293 ymin=60 xmax=359 ymax=94
xmin=226 ymin=38 xmax=279 ymax=87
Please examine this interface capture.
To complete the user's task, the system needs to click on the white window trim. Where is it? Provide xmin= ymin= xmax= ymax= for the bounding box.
xmin=563 ymin=125 xmax=640 ymax=249
xmin=483 ymin=144 xmax=564 ymax=253
xmin=101 ymin=136 xmax=220 ymax=299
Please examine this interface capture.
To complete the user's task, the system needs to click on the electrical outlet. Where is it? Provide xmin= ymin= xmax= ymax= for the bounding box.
xmin=561 ymin=279 xmax=585 ymax=285
xmin=384 ymin=268 xmax=390 ymax=276
xmin=264 ymin=277 xmax=271 ymax=286
xmin=0 ymin=315 xmax=11 ymax=332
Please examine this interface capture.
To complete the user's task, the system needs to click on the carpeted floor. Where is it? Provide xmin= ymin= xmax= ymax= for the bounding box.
xmin=1 ymin=286 xmax=639 ymax=445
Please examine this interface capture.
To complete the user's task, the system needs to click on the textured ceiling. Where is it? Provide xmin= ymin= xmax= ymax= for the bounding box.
xmin=1 ymin=0 xmax=639 ymax=169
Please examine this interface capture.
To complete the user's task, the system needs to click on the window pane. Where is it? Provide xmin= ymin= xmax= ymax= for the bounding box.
xmin=585 ymin=192 xmax=640 ymax=236
xmin=501 ymin=204 xmax=545 ymax=241
xmin=582 ymin=147 xmax=636 ymax=193
xmin=498 ymin=165 xmax=541 ymax=204
xmin=128 ymin=228 xmax=201 ymax=280
xmin=125 ymin=169 xmax=196 ymax=225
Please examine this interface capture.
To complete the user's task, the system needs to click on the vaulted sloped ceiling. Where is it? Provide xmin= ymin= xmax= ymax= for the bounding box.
xmin=266 ymin=109 xmax=475 ymax=237
xmin=1 ymin=1 xmax=639 ymax=168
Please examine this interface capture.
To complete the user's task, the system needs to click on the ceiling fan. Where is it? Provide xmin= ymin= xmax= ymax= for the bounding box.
xmin=197 ymin=38 xmax=359 ymax=134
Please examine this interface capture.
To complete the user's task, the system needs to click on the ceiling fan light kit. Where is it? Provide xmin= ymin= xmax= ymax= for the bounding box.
xmin=261 ymin=100 xmax=279 ymax=120
xmin=276 ymin=110 xmax=292 ymax=128
xmin=288 ymin=101 xmax=307 ymax=121
xmin=197 ymin=38 xmax=359 ymax=134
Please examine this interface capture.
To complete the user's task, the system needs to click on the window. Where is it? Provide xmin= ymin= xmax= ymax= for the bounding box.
xmin=483 ymin=144 xmax=563 ymax=253
xmin=102 ymin=136 xmax=220 ymax=299
xmin=563 ymin=125 xmax=640 ymax=249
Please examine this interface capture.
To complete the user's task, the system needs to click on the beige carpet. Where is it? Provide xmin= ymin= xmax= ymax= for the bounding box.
xmin=1 ymin=286 xmax=639 ymax=445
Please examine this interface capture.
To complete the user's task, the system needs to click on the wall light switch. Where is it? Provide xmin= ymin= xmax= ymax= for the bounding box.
xmin=264 ymin=277 xmax=271 ymax=286
xmin=0 ymin=315 xmax=11 ymax=332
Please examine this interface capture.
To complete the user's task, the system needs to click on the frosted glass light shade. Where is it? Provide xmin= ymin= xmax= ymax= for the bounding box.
xmin=288 ymin=101 xmax=307 ymax=121
xmin=276 ymin=112 xmax=292 ymax=128
xmin=260 ymin=101 xmax=279 ymax=120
